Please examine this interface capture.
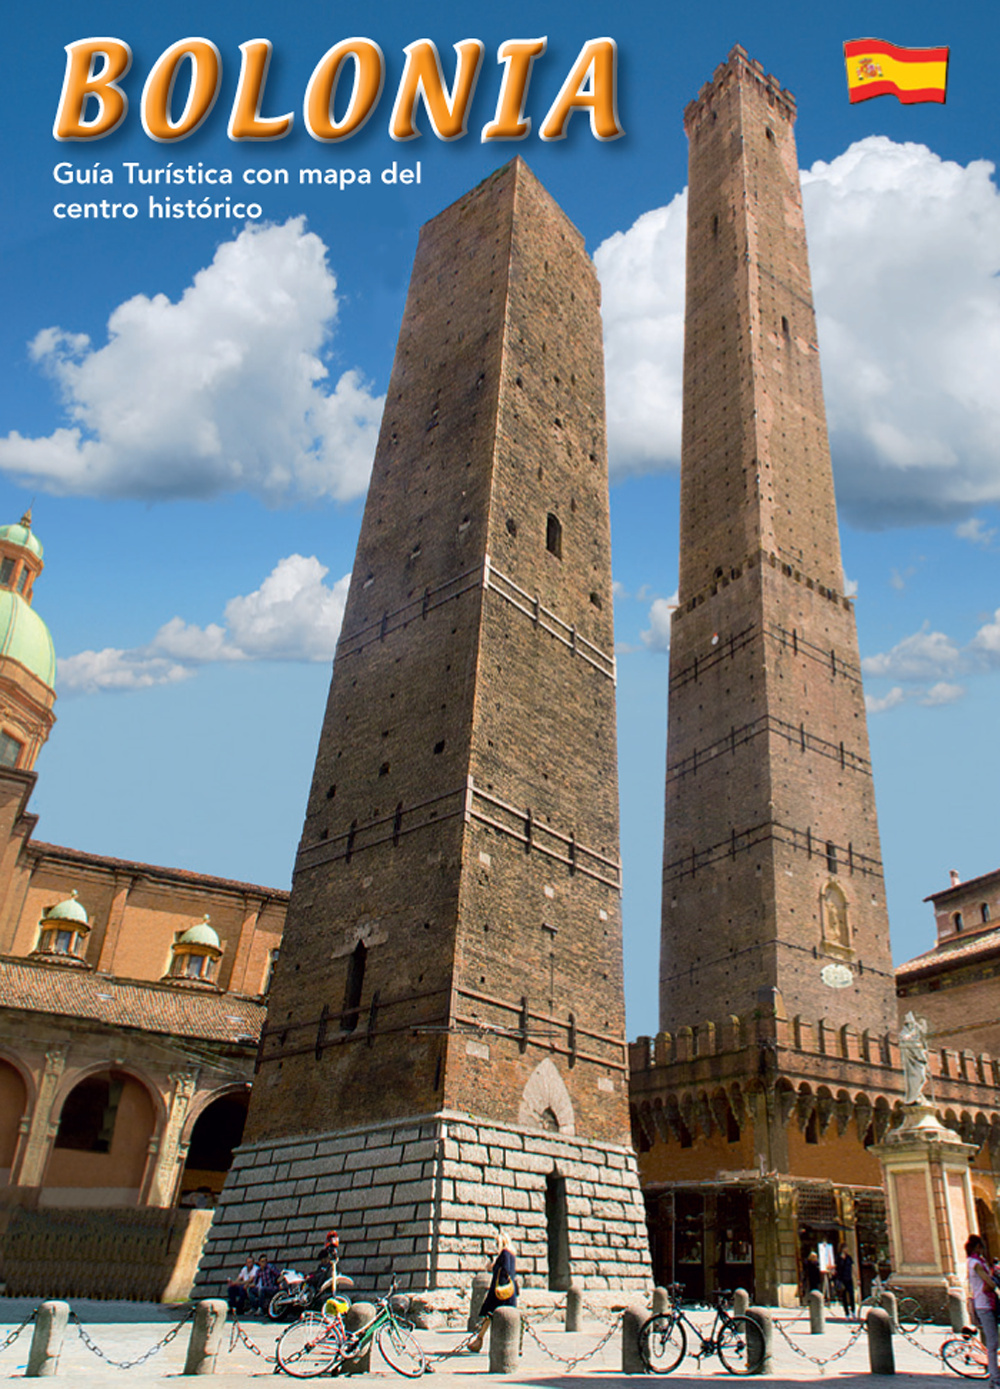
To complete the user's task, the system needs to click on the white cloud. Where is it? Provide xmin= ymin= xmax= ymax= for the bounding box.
xmin=920 ymin=682 xmax=965 ymax=707
xmin=640 ymin=595 xmax=678 ymax=654
xmin=956 ymin=517 xmax=997 ymax=548
xmin=58 ymin=555 xmax=350 ymax=693
xmin=595 ymin=139 xmax=1000 ymax=528
xmin=861 ymin=624 xmax=961 ymax=681
xmin=969 ymin=607 xmax=1000 ymax=664
xmin=593 ymin=196 xmax=687 ymax=480
xmin=865 ymin=687 xmax=906 ymax=715
xmin=0 ymin=220 xmax=383 ymax=504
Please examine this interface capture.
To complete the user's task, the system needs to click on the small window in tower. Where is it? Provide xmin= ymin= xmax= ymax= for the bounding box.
xmin=981 ymin=903 xmax=991 ymax=924
xmin=712 ymin=214 xmax=719 ymax=238
xmin=546 ymin=513 xmax=562 ymax=558
xmin=0 ymin=559 xmax=14 ymax=587
xmin=341 ymin=941 xmax=367 ymax=1033
xmin=826 ymin=842 xmax=837 ymax=875
xmin=16 ymin=568 xmax=28 ymax=594
xmin=781 ymin=316 xmax=790 ymax=337
xmin=765 ymin=126 xmax=775 ymax=142
xmin=953 ymin=912 xmax=963 ymax=933
xmin=0 ymin=732 xmax=23 ymax=768
xmin=589 ymin=591 xmax=602 ymax=610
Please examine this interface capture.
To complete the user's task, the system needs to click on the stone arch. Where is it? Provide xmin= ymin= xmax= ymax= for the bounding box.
xmin=0 ymin=1056 xmax=29 ymax=1185
xmin=178 ymin=1086 xmax=250 ymax=1205
xmin=519 ymin=1058 xmax=575 ymax=1136
xmin=43 ymin=1068 xmax=158 ymax=1207
xmin=50 ymin=1058 xmax=167 ymax=1134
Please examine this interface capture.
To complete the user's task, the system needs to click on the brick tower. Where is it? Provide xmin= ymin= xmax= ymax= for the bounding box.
xmin=201 ymin=160 xmax=650 ymax=1293
xmin=629 ymin=49 xmax=906 ymax=1306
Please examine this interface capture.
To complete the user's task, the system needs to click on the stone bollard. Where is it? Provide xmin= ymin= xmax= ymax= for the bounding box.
xmin=342 ymin=1301 xmax=377 ymax=1374
xmin=468 ymin=1273 xmax=491 ymax=1331
xmin=866 ymin=1307 xmax=895 ymax=1374
xmin=26 ymin=1302 xmax=69 ymax=1378
xmin=880 ymin=1290 xmax=898 ymax=1332
xmin=948 ymin=1288 xmax=966 ymax=1332
xmin=652 ymin=1286 xmax=672 ymax=1316
xmin=182 ymin=1299 xmax=228 ymax=1376
xmin=732 ymin=1288 xmax=750 ymax=1317
xmin=489 ymin=1308 xmax=520 ymax=1373
xmin=747 ymin=1307 xmax=774 ymax=1375
xmin=566 ymin=1285 xmax=583 ymax=1332
xmin=622 ymin=1303 xmax=648 ymax=1374
xmin=808 ymin=1289 xmax=825 ymax=1334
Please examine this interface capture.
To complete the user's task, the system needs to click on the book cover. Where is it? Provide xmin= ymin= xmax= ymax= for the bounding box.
xmin=2 ymin=0 xmax=997 ymax=1044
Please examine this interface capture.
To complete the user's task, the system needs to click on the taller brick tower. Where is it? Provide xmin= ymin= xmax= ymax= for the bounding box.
xmin=661 ymin=49 xmax=895 ymax=1034
xmin=630 ymin=50 xmax=906 ymax=1307
xmin=201 ymin=160 xmax=650 ymax=1293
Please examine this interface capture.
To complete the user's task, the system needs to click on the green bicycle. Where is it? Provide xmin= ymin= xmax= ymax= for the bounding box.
xmin=276 ymin=1277 xmax=427 ymax=1378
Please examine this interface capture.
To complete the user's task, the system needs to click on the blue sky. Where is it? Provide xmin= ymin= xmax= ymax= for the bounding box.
xmin=2 ymin=0 xmax=998 ymax=1039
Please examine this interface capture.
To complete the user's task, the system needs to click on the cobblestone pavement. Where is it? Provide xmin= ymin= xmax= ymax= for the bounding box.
xmin=0 ymin=1300 xmax=971 ymax=1388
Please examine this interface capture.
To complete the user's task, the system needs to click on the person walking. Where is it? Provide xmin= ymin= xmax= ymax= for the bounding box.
xmin=467 ymin=1231 xmax=518 ymax=1352
xmin=966 ymin=1235 xmax=999 ymax=1389
xmin=835 ymin=1244 xmax=856 ymax=1318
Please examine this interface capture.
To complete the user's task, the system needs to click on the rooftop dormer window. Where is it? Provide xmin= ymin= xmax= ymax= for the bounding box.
xmin=167 ymin=914 xmax=223 ymax=986
xmin=34 ymin=890 xmax=91 ymax=964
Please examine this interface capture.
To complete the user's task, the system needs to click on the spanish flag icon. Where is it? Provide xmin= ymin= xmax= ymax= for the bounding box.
xmin=844 ymin=39 xmax=949 ymax=104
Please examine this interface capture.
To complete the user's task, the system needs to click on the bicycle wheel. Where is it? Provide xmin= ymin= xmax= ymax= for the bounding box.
xmin=277 ymin=1314 xmax=345 ymax=1377
xmin=638 ymin=1314 xmax=687 ymax=1373
xmin=942 ymin=1337 xmax=989 ymax=1378
xmin=895 ymin=1297 xmax=921 ymax=1333
xmin=377 ymin=1320 xmax=427 ymax=1377
xmin=717 ymin=1316 xmax=765 ymax=1375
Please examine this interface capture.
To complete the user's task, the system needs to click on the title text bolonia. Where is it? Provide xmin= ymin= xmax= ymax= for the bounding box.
xmin=54 ymin=37 xmax=623 ymax=144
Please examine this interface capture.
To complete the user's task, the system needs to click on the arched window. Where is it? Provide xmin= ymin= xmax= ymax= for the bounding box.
xmin=546 ymin=513 xmax=562 ymax=559
xmin=981 ymin=903 xmax=990 ymax=924
xmin=953 ymin=912 xmax=964 ymax=934
xmin=341 ymin=941 xmax=367 ymax=1033
xmin=821 ymin=882 xmax=850 ymax=951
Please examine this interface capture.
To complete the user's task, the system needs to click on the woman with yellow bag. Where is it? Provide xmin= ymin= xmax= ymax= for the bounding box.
xmin=467 ymin=1231 xmax=518 ymax=1352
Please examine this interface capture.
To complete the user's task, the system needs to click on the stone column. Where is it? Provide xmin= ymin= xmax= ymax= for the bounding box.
xmin=143 ymin=1070 xmax=199 ymax=1207
xmin=872 ymin=1103 xmax=977 ymax=1322
xmin=12 ymin=1044 xmax=68 ymax=1189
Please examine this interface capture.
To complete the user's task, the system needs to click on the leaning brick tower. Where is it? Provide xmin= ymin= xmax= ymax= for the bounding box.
xmin=201 ymin=159 xmax=650 ymax=1293
xmin=660 ymin=48 xmax=896 ymax=1037
xmin=629 ymin=48 xmax=902 ymax=1308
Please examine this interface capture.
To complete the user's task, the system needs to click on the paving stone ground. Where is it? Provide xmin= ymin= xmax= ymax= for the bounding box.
xmin=0 ymin=1299 xmax=972 ymax=1388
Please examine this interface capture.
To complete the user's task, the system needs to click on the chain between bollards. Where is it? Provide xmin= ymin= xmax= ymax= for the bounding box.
xmin=522 ymin=1311 xmax=623 ymax=1370
xmin=0 ymin=1307 xmax=37 ymax=1353
xmin=773 ymin=1311 xmax=868 ymax=1370
xmin=70 ymin=1305 xmax=195 ymax=1370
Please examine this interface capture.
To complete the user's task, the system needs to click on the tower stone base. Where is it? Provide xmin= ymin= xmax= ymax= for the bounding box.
xmin=197 ymin=1111 xmax=651 ymax=1294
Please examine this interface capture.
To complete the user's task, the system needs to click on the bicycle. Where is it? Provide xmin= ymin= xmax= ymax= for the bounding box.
xmin=638 ymin=1285 xmax=765 ymax=1375
xmin=942 ymin=1329 xmax=990 ymax=1378
xmin=276 ymin=1277 xmax=427 ymax=1378
xmin=859 ymin=1274 xmax=922 ymax=1332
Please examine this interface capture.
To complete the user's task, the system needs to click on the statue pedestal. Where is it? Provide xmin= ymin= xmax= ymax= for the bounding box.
xmin=872 ymin=1104 xmax=977 ymax=1322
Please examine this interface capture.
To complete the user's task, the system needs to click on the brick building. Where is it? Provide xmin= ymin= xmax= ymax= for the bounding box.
xmin=200 ymin=160 xmax=651 ymax=1295
xmin=897 ymin=869 xmax=1000 ymax=1061
xmin=628 ymin=48 xmax=1000 ymax=1306
xmin=0 ymin=514 xmax=288 ymax=1298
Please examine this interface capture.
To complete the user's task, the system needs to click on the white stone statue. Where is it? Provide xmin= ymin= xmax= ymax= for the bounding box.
xmin=899 ymin=1011 xmax=929 ymax=1105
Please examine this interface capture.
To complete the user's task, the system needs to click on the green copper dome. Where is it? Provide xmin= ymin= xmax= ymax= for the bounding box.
xmin=177 ymin=917 xmax=221 ymax=951
xmin=0 ymin=590 xmax=55 ymax=688
xmin=0 ymin=514 xmax=43 ymax=561
xmin=41 ymin=891 xmax=89 ymax=925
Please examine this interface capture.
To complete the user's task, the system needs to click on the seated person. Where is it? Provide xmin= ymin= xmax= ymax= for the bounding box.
xmin=227 ymin=1254 xmax=258 ymax=1314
